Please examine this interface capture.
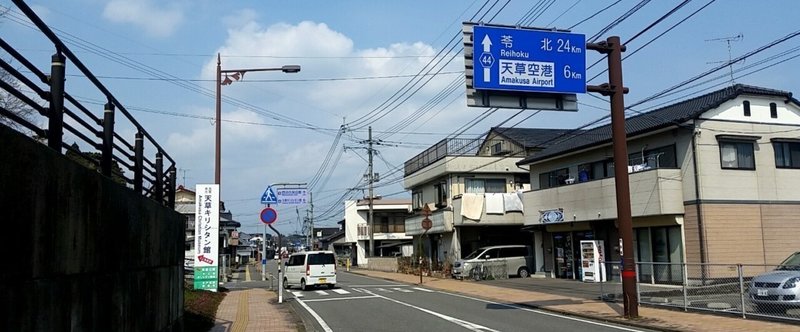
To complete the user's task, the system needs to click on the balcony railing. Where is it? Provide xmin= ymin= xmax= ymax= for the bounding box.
xmin=404 ymin=138 xmax=524 ymax=176
xmin=357 ymin=224 xmax=406 ymax=237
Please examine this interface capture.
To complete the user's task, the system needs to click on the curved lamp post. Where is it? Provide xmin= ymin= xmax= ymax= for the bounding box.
xmin=214 ymin=54 xmax=300 ymax=186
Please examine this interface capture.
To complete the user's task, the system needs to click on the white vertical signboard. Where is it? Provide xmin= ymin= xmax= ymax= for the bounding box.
xmin=194 ymin=184 xmax=220 ymax=291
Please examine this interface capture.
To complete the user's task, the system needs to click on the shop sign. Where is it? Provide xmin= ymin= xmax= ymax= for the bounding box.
xmin=539 ymin=208 xmax=564 ymax=224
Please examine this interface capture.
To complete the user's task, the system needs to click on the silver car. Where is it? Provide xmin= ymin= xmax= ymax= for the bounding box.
xmin=452 ymin=245 xmax=533 ymax=280
xmin=749 ymin=251 xmax=800 ymax=309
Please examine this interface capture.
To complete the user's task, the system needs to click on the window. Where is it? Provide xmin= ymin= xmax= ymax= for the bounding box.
xmin=719 ymin=141 xmax=755 ymax=170
xmin=308 ymin=253 xmax=335 ymax=265
xmin=770 ymin=102 xmax=778 ymax=118
xmin=743 ymin=100 xmax=751 ymax=117
xmin=434 ymin=182 xmax=447 ymax=208
xmin=287 ymin=255 xmax=302 ymax=266
xmin=481 ymin=248 xmax=500 ymax=259
xmin=538 ymin=168 xmax=570 ymax=189
xmin=465 ymin=178 xmax=506 ymax=193
xmin=501 ymin=247 xmax=528 ymax=258
xmin=492 ymin=142 xmax=503 ymax=155
xmin=412 ymin=191 xmax=423 ymax=210
xmin=773 ymin=140 xmax=800 ymax=169
xmin=578 ymin=160 xmax=612 ymax=182
xmin=629 ymin=144 xmax=677 ymax=169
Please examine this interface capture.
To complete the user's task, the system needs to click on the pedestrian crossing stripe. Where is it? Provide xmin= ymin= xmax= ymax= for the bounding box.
xmin=412 ymin=287 xmax=434 ymax=292
xmin=293 ymin=287 xmax=425 ymax=296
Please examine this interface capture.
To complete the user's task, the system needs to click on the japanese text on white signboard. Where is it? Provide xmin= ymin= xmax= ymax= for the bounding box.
xmin=194 ymin=184 xmax=219 ymax=291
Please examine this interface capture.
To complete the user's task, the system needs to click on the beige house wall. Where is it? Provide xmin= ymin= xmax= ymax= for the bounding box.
xmin=693 ymin=97 xmax=800 ymax=201
xmin=684 ymin=203 xmax=800 ymax=265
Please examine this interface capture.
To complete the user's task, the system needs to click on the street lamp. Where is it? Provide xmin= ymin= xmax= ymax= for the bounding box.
xmin=214 ymin=54 xmax=300 ymax=186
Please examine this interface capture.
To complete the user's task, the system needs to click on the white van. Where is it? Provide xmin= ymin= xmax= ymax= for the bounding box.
xmin=283 ymin=251 xmax=337 ymax=291
xmin=452 ymin=245 xmax=533 ymax=279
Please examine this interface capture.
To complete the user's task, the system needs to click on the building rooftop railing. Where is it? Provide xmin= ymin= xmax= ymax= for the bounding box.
xmin=404 ymin=138 xmax=525 ymax=177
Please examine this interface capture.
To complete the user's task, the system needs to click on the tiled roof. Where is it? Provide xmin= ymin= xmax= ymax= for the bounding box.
xmin=518 ymin=84 xmax=797 ymax=165
xmin=490 ymin=127 xmax=582 ymax=148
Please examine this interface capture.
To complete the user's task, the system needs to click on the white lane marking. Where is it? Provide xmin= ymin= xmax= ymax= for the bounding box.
xmin=376 ymin=288 xmax=392 ymax=293
xmin=352 ymin=288 xmax=365 ymax=293
xmin=364 ymin=289 xmax=499 ymax=332
xmin=412 ymin=287 xmax=434 ymax=292
xmin=290 ymin=291 xmax=304 ymax=298
xmin=393 ymin=288 xmax=413 ymax=293
xmin=346 ymin=284 xmax=408 ymax=287
xmin=332 ymin=289 xmax=350 ymax=294
xmin=442 ymin=292 xmax=648 ymax=332
xmin=302 ymin=295 xmax=379 ymax=303
xmin=315 ymin=290 xmax=329 ymax=296
xmin=295 ymin=297 xmax=333 ymax=332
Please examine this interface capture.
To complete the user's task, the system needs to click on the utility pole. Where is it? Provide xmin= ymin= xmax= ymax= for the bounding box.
xmin=587 ymin=36 xmax=638 ymax=318
xmin=368 ymin=126 xmax=375 ymax=258
xmin=309 ymin=191 xmax=315 ymax=249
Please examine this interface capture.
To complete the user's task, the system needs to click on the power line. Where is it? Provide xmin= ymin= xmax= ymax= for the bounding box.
xmin=52 ymin=71 xmax=462 ymax=83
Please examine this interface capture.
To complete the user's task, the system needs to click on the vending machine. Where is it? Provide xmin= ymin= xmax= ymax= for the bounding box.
xmin=580 ymin=240 xmax=606 ymax=282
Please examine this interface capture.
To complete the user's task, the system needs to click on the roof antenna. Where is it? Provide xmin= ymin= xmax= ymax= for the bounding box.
xmin=706 ymin=34 xmax=744 ymax=85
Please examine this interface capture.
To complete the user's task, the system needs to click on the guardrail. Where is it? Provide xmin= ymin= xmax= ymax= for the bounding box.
xmin=596 ymin=261 xmax=800 ymax=322
xmin=1 ymin=0 xmax=176 ymax=206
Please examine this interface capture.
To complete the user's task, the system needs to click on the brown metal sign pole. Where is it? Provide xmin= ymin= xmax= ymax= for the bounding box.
xmin=587 ymin=36 xmax=638 ymax=318
xmin=420 ymin=229 xmax=428 ymax=285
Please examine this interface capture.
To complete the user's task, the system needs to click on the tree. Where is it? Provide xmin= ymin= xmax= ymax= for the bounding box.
xmin=0 ymin=67 xmax=36 ymax=130
xmin=0 ymin=8 xmax=36 ymax=130
xmin=65 ymin=143 xmax=128 ymax=186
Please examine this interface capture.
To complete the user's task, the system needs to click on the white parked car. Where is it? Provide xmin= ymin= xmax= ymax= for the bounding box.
xmin=283 ymin=251 xmax=337 ymax=291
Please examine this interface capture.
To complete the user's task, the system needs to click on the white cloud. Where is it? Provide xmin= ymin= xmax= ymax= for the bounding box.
xmin=223 ymin=9 xmax=259 ymax=29
xmin=202 ymin=19 xmax=458 ymax=120
xmin=102 ymin=0 xmax=184 ymax=38
xmin=187 ymin=15 xmax=473 ymax=232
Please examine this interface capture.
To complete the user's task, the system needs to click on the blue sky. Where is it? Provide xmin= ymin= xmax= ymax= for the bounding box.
xmin=3 ymin=0 xmax=800 ymax=235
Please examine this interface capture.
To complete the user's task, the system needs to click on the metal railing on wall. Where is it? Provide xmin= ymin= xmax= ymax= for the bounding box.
xmin=0 ymin=0 xmax=176 ymax=207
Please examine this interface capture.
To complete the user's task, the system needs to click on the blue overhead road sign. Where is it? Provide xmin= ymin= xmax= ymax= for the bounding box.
xmin=473 ymin=25 xmax=586 ymax=94
xmin=260 ymin=186 xmax=278 ymax=204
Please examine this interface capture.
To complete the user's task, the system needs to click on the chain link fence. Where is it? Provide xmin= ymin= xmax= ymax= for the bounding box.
xmin=597 ymin=261 xmax=800 ymax=322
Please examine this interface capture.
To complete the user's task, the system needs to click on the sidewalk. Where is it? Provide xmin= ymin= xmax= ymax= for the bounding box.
xmin=351 ymin=268 xmax=800 ymax=332
xmin=211 ymin=265 xmax=300 ymax=332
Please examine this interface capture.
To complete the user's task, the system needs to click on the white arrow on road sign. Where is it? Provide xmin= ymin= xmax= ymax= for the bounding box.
xmin=481 ymin=34 xmax=492 ymax=82
xmin=261 ymin=186 xmax=278 ymax=204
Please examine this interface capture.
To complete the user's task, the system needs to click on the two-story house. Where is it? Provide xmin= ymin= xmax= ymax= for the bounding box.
xmin=343 ymin=198 xmax=413 ymax=265
xmin=518 ymin=84 xmax=800 ymax=282
xmin=403 ymin=128 xmax=575 ymax=269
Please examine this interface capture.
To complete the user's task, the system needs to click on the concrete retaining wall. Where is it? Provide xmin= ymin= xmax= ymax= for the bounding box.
xmin=367 ymin=257 xmax=399 ymax=272
xmin=0 ymin=125 xmax=184 ymax=331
